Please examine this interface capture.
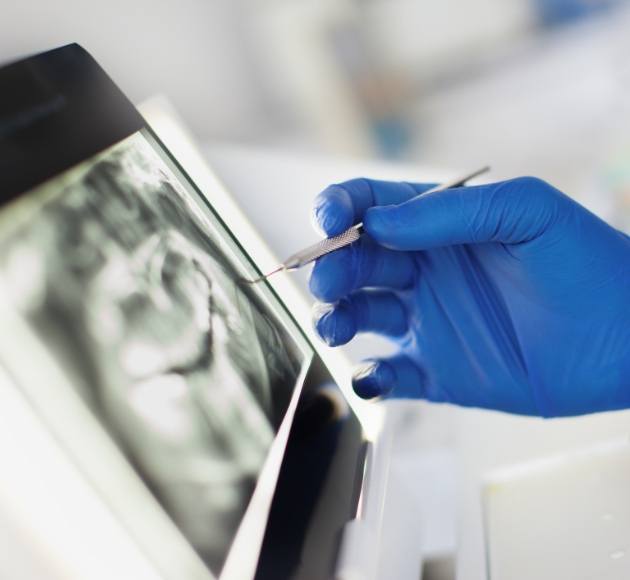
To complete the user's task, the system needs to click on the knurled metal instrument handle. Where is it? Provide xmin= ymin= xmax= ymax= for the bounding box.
xmin=283 ymin=223 xmax=364 ymax=270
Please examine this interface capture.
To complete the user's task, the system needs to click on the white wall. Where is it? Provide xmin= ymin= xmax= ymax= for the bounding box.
xmin=0 ymin=0 xmax=271 ymax=141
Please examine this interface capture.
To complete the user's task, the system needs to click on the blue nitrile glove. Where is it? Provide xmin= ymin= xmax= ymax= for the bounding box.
xmin=310 ymin=177 xmax=630 ymax=417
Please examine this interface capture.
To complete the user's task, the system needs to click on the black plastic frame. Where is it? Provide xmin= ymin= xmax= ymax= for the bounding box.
xmin=0 ymin=44 xmax=143 ymax=204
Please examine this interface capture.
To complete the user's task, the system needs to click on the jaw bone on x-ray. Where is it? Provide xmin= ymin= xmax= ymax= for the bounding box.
xmin=0 ymin=131 xmax=306 ymax=574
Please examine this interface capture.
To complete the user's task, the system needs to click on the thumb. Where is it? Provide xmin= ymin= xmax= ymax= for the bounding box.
xmin=363 ymin=176 xmax=562 ymax=251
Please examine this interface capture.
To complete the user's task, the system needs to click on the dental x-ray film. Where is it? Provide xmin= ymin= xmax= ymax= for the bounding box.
xmin=0 ymin=128 xmax=308 ymax=575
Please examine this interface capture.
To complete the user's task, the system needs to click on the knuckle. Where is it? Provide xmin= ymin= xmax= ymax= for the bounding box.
xmin=341 ymin=177 xmax=373 ymax=199
xmin=509 ymin=176 xmax=554 ymax=201
xmin=496 ymin=175 xmax=558 ymax=210
xmin=492 ymin=176 xmax=550 ymax=202
xmin=514 ymin=175 xmax=551 ymax=190
xmin=510 ymin=176 xmax=564 ymax=211
xmin=497 ymin=176 xmax=565 ymax=240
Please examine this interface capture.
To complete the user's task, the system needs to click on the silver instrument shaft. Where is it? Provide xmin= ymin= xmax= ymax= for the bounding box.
xmin=248 ymin=165 xmax=490 ymax=283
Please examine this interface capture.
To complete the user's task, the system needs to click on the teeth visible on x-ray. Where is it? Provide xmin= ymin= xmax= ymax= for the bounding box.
xmin=0 ymin=131 xmax=304 ymax=574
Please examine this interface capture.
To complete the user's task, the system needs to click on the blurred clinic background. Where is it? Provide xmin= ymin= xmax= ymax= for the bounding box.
xmin=2 ymin=0 xmax=630 ymax=230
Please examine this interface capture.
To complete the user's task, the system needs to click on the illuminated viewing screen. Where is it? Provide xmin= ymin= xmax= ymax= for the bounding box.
xmin=0 ymin=128 xmax=310 ymax=575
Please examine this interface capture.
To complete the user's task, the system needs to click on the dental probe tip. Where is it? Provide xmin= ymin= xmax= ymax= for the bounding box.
xmin=243 ymin=265 xmax=285 ymax=284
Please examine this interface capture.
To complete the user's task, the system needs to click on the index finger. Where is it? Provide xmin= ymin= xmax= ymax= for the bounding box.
xmin=312 ymin=178 xmax=437 ymax=237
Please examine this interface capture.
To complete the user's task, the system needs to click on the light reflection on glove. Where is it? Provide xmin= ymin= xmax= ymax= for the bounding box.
xmin=309 ymin=176 xmax=630 ymax=417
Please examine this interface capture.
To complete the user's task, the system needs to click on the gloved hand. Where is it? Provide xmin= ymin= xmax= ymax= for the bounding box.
xmin=310 ymin=176 xmax=630 ymax=417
